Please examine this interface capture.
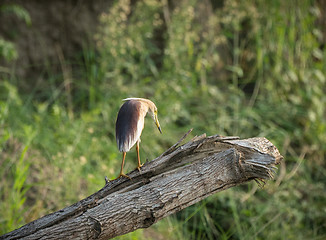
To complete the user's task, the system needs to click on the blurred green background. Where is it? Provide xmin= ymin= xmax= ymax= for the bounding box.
xmin=0 ymin=0 xmax=325 ymax=239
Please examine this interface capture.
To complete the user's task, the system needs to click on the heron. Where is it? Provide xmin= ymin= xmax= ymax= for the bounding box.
xmin=115 ymin=98 xmax=162 ymax=179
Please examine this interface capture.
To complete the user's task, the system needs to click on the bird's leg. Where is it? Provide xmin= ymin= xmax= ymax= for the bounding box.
xmin=136 ymin=140 xmax=143 ymax=171
xmin=117 ymin=152 xmax=131 ymax=179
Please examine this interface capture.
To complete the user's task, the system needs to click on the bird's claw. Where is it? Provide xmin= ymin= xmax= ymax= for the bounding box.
xmin=119 ymin=172 xmax=131 ymax=179
xmin=137 ymin=163 xmax=144 ymax=172
xmin=110 ymin=172 xmax=131 ymax=181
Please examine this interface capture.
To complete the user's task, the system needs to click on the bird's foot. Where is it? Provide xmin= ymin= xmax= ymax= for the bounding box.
xmin=118 ymin=172 xmax=131 ymax=179
xmin=137 ymin=163 xmax=144 ymax=172
xmin=109 ymin=172 xmax=131 ymax=181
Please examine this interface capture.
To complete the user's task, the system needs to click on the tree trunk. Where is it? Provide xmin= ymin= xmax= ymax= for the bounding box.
xmin=1 ymin=131 xmax=283 ymax=240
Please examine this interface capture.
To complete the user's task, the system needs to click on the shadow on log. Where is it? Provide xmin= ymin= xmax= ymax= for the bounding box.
xmin=1 ymin=130 xmax=283 ymax=240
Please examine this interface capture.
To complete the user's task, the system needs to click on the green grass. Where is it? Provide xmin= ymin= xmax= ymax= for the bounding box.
xmin=1 ymin=0 xmax=326 ymax=239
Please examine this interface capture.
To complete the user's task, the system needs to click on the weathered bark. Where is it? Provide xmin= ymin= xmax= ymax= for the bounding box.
xmin=1 ymin=131 xmax=283 ymax=240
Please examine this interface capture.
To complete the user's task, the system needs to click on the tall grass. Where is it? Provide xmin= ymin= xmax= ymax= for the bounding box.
xmin=0 ymin=145 xmax=31 ymax=232
xmin=0 ymin=0 xmax=325 ymax=239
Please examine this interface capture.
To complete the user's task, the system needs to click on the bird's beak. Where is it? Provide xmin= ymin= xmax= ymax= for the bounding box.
xmin=155 ymin=114 xmax=162 ymax=134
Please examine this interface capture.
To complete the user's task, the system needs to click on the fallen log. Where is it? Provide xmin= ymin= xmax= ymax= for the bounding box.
xmin=1 ymin=131 xmax=283 ymax=240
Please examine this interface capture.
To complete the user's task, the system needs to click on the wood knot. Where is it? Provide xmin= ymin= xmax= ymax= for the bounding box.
xmin=143 ymin=211 xmax=155 ymax=228
xmin=88 ymin=216 xmax=102 ymax=239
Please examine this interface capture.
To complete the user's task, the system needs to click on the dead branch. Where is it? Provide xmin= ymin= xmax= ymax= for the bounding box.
xmin=1 ymin=132 xmax=283 ymax=240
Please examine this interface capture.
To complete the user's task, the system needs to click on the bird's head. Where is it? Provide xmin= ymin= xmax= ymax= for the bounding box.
xmin=123 ymin=98 xmax=162 ymax=134
xmin=148 ymin=105 xmax=162 ymax=134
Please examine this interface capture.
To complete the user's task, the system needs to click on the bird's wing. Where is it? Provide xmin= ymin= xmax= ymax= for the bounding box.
xmin=116 ymin=100 xmax=144 ymax=152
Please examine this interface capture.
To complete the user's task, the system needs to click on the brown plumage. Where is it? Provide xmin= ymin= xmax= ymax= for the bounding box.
xmin=115 ymin=98 xmax=162 ymax=179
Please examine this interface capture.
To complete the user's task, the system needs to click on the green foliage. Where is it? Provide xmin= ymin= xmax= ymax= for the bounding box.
xmin=0 ymin=39 xmax=18 ymax=62
xmin=0 ymin=82 xmax=32 ymax=232
xmin=0 ymin=4 xmax=31 ymax=26
xmin=96 ymin=0 xmax=163 ymax=86
xmin=0 ymin=4 xmax=31 ymax=63
xmin=1 ymin=0 xmax=326 ymax=239
xmin=0 ymin=145 xmax=31 ymax=232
